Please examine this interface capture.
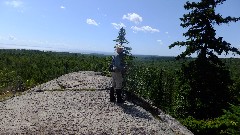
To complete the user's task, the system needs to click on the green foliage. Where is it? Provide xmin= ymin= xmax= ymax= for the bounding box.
xmin=124 ymin=57 xmax=182 ymax=113
xmin=224 ymin=58 xmax=240 ymax=102
xmin=0 ymin=49 xmax=109 ymax=93
xmin=180 ymin=104 xmax=240 ymax=135
xmin=180 ymin=116 xmax=224 ymax=135
xmin=125 ymin=56 xmax=240 ymax=133
xmin=180 ymin=57 xmax=233 ymax=119
xmin=218 ymin=104 xmax=240 ymax=134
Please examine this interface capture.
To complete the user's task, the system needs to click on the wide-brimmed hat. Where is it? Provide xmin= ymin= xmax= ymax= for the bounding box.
xmin=115 ymin=44 xmax=124 ymax=49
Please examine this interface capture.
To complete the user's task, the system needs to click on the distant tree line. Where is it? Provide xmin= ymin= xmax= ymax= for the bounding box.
xmin=0 ymin=49 xmax=109 ymax=92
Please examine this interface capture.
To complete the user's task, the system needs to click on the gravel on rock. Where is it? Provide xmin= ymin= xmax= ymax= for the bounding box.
xmin=0 ymin=90 xmax=175 ymax=134
xmin=0 ymin=71 xmax=192 ymax=134
xmin=30 ymin=71 xmax=112 ymax=92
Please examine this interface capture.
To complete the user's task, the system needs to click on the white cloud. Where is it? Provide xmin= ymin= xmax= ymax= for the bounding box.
xmin=131 ymin=26 xmax=159 ymax=33
xmin=86 ymin=19 xmax=99 ymax=26
xmin=165 ymin=32 xmax=169 ymax=34
xmin=157 ymin=40 xmax=163 ymax=45
xmin=123 ymin=13 xmax=143 ymax=24
xmin=111 ymin=23 xmax=126 ymax=30
xmin=5 ymin=0 xmax=23 ymax=8
xmin=60 ymin=6 xmax=65 ymax=9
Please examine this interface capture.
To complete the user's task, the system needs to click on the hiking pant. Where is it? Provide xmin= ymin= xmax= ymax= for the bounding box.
xmin=111 ymin=72 xmax=123 ymax=90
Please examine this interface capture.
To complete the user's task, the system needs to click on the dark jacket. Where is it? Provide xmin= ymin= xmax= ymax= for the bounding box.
xmin=112 ymin=52 xmax=125 ymax=72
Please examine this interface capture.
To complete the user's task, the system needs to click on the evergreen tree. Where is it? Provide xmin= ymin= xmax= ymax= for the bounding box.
xmin=169 ymin=0 xmax=240 ymax=119
xmin=113 ymin=27 xmax=132 ymax=56
xmin=113 ymin=27 xmax=129 ymax=46
xmin=169 ymin=0 xmax=240 ymax=59
xmin=113 ymin=27 xmax=132 ymax=60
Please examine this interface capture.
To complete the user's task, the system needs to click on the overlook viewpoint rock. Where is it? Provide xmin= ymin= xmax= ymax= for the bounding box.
xmin=0 ymin=71 xmax=193 ymax=134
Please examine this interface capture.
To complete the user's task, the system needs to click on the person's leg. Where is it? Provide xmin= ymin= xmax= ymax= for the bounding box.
xmin=110 ymin=87 xmax=115 ymax=102
xmin=110 ymin=72 xmax=116 ymax=102
xmin=116 ymin=89 xmax=124 ymax=103
xmin=115 ymin=72 xmax=124 ymax=103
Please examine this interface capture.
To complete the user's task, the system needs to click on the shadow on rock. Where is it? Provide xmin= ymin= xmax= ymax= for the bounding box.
xmin=117 ymin=103 xmax=153 ymax=120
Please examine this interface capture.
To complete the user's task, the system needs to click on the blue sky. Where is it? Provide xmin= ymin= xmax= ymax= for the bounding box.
xmin=0 ymin=0 xmax=239 ymax=57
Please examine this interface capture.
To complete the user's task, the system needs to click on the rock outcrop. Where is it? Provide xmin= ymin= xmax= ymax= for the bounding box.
xmin=0 ymin=71 xmax=193 ymax=135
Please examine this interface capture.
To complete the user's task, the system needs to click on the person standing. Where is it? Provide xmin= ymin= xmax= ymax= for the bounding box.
xmin=109 ymin=44 xmax=125 ymax=103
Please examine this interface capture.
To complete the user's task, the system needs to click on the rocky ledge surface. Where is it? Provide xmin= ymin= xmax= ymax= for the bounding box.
xmin=0 ymin=71 xmax=193 ymax=135
xmin=30 ymin=71 xmax=112 ymax=91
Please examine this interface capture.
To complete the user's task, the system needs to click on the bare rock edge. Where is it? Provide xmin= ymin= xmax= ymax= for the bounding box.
xmin=124 ymin=91 xmax=193 ymax=135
